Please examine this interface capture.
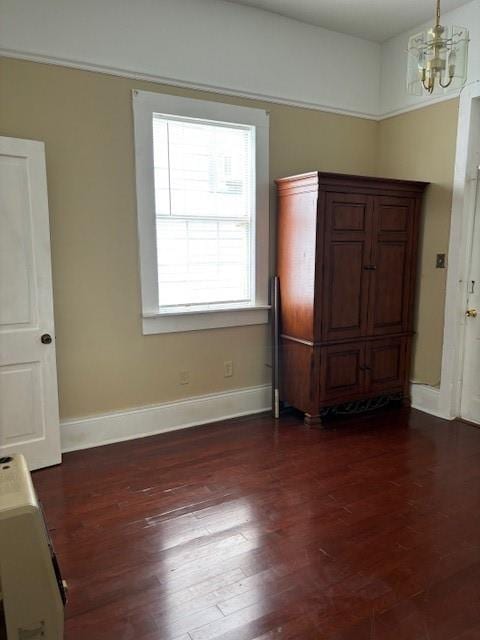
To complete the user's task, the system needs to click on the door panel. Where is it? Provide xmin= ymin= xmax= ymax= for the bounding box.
xmin=461 ymin=325 xmax=480 ymax=422
xmin=328 ymin=242 xmax=365 ymax=334
xmin=371 ymin=241 xmax=407 ymax=330
xmin=461 ymin=176 xmax=480 ymax=424
xmin=0 ymin=363 xmax=44 ymax=444
xmin=0 ymin=137 xmax=61 ymax=470
xmin=377 ymin=202 xmax=409 ymax=232
xmin=369 ymin=196 xmax=415 ymax=335
xmin=322 ymin=193 xmax=372 ymax=341
xmin=321 ymin=342 xmax=365 ymax=402
xmin=330 ymin=202 xmax=367 ymax=231
xmin=367 ymin=337 xmax=406 ymax=394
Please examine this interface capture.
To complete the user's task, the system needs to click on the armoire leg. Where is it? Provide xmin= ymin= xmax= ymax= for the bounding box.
xmin=304 ymin=413 xmax=323 ymax=428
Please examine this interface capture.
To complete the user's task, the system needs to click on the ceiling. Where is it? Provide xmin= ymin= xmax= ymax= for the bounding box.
xmin=225 ymin=0 xmax=469 ymax=42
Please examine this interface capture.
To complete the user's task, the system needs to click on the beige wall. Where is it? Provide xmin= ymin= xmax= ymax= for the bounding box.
xmin=378 ymin=99 xmax=459 ymax=386
xmin=0 ymin=57 xmax=379 ymax=420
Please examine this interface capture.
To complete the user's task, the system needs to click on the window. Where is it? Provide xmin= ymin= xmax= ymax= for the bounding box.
xmin=133 ymin=91 xmax=270 ymax=334
xmin=153 ymin=117 xmax=254 ymax=309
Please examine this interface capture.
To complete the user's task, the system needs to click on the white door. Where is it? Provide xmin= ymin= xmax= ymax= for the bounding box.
xmin=0 ymin=137 xmax=61 ymax=470
xmin=461 ymin=166 xmax=480 ymax=424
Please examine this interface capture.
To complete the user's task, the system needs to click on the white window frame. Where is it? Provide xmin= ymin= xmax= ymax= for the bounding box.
xmin=132 ymin=90 xmax=270 ymax=335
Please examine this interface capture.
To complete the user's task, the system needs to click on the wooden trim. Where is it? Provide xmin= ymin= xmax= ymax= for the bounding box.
xmin=317 ymin=173 xmax=428 ymax=192
xmin=276 ymin=173 xmax=319 ymax=196
xmin=317 ymin=386 xmax=404 ymax=408
xmin=276 ymin=172 xmax=429 ymax=197
xmin=280 ymin=331 xmax=415 ymax=347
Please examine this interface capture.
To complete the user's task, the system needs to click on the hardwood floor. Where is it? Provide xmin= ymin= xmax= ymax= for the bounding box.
xmin=33 ymin=408 xmax=480 ymax=639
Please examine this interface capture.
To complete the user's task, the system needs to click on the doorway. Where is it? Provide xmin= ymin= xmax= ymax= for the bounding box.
xmin=460 ymin=164 xmax=480 ymax=423
xmin=440 ymin=85 xmax=480 ymax=421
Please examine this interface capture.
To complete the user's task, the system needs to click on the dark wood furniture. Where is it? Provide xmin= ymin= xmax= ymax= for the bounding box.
xmin=276 ymin=171 xmax=428 ymax=426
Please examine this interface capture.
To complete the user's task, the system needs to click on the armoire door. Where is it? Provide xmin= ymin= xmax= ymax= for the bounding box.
xmin=366 ymin=337 xmax=406 ymax=394
xmin=322 ymin=193 xmax=373 ymax=342
xmin=320 ymin=342 xmax=366 ymax=402
xmin=368 ymin=196 xmax=417 ymax=336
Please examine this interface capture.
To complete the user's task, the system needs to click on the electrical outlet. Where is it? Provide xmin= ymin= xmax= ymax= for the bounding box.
xmin=179 ymin=370 xmax=190 ymax=385
xmin=224 ymin=361 xmax=233 ymax=378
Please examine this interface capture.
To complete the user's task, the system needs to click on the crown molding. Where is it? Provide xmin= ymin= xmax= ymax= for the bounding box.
xmin=378 ymin=92 xmax=461 ymax=120
xmin=1 ymin=48 xmax=465 ymax=124
xmin=0 ymin=48 xmax=379 ymax=121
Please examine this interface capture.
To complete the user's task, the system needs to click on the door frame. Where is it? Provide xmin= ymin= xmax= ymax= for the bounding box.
xmin=437 ymin=81 xmax=480 ymax=420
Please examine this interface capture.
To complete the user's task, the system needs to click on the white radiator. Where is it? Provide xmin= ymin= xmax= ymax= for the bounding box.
xmin=0 ymin=454 xmax=66 ymax=639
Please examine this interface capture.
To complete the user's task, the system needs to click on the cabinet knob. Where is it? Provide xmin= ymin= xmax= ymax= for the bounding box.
xmin=364 ymin=265 xmax=377 ymax=271
xmin=41 ymin=333 xmax=52 ymax=344
xmin=466 ymin=308 xmax=477 ymax=318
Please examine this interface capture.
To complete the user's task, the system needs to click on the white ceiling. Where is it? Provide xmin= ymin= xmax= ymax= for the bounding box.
xmin=225 ymin=0 xmax=469 ymax=42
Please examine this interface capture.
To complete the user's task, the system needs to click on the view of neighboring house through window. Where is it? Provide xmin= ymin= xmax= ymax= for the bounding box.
xmin=152 ymin=115 xmax=255 ymax=311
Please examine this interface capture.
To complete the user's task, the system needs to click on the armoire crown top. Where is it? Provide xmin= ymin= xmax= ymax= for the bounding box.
xmin=276 ymin=171 xmax=429 ymax=195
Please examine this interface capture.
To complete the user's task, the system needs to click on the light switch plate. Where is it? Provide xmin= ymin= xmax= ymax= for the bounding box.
xmin=436 ymin=253 xmax=446 ymax=269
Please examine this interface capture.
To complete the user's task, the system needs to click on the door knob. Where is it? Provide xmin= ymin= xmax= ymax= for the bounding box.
xmin=40 ymin=333 xmax=53 ymax=344
xmin=465 ymin=309 xmax=477 ymax=318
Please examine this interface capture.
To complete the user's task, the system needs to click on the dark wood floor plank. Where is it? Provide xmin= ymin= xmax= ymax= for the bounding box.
xmin=32 ymin=408 xmax=480 ymax=639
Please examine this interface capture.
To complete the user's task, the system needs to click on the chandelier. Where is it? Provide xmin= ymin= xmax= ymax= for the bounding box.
xmin=407 ymin=0 xmax=469 ymax=95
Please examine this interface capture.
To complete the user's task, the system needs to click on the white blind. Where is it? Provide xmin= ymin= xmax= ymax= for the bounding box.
xmin=152 ymin=115 xmax=255 ymax=309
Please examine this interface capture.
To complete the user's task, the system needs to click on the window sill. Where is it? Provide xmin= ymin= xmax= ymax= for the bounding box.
xmin=142 ymin=305 xmax=270 ymax=334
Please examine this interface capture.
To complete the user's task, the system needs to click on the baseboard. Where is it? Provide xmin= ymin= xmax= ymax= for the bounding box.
xmin=60 ymin=384 xmax=272 ymax=453
xmin=410 ymin=383 xmax=446 ymax=419
xmin=61 ymin=382 xmax=450 ymax=454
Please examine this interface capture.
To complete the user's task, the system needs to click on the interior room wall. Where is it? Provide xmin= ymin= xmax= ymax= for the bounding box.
xmin=0 ymin=57 xmax=379 ymax=420
xmin=0 ymin=0 xmax=469 ymax=420
xmin=378 ymin=99 xmax=459 ymax=386
xmin=0 ymin=0 xmax=381 ymax=118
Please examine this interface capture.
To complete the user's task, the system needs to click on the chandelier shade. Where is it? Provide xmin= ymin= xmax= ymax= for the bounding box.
xmin=407 ymin=0 xmax=469 ymax=96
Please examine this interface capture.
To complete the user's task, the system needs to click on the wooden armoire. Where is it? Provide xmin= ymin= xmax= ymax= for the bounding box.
xmin=276 ymin=172 xmax=427 ymax=426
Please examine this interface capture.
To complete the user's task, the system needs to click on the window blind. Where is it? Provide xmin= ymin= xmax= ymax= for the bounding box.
xmin=152 ymin=115 xmax=255 ymax=309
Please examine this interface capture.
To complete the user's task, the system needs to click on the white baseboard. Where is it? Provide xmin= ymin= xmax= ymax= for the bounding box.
xmin=60 ymin=382 xmax=452 ymax=454
xmin=60 ymin=384 xmax=271 ymax=453
xmin=410 ymin=383 xmax=446 ymax=419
